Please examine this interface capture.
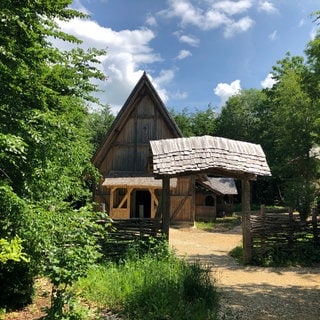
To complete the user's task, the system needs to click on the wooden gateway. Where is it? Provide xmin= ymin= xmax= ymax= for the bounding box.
xmin=149 ymin=135 xmax=271 ymax=262
xmin=92 ymin=72 xmax=236 ymax=223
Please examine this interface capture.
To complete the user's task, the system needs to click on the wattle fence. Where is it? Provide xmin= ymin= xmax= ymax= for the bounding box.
xmin=97 ymin=218 xmax=163 ymax=260
xmin=250 ymin=206 xmax=320 ymax=259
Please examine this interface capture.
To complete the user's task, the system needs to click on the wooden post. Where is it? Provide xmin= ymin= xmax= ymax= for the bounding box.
xmin=312 ymin=207 xmax=319 ymax=246
xmin=110 ymin=187 xmax=115 ymax=216
xmin=288 ymin=207 xmax=294 ymax=246
xmin=260 ymin=204 xmax=266 ymax=248
xmin=242 ymin=178 xmax=252 ymax=264
xmin=162 ymin=176 xmax=170 ymax=239
xmin=191 ymin=175 xmax=196 ymax=225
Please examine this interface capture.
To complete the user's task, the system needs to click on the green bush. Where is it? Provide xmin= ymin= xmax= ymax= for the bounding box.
xmin=230 ymin=241 xmax=320 ymax=267
xmin=0 ymin=261 xmax=34 ymax=309
xmin=27 ymin=205 xmax=104 ymax=319
xmin=76 ymin=241 xmax=219 ymax=320
xmin=252 ymin=242 xmax=320 ymax=267
xmin=228 ymin=245 xmax=243 ymax=264
xmin=0 ymin=185 xmax=35 ymax=309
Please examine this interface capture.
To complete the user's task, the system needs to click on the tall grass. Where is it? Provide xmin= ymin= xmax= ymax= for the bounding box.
xmin=76 ymin=241 xmax=219 ymax=320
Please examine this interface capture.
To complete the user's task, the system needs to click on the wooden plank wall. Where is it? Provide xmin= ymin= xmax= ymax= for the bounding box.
xmin=170 ymin=177 xmax=193 ymax=222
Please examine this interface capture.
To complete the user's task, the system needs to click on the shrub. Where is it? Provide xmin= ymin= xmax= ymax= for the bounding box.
xmin=0 ymin=261 xmax=34 ymax=309
xmin=0 ymin=185 xmax=35 ymax=309
xmin=76 ymin=240 xmax=219 ymax=320
xmin=252 ymin=242 xmax=320 ymax=267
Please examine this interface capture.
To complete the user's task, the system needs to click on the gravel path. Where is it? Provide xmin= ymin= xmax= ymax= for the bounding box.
xmin=169 ymin=226 xmax=320 ymax=320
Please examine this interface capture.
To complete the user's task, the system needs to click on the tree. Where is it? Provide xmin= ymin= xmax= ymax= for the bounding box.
xmin=88 ymin=105 xmax=115 ymax=151
xmin=170 ymin=107 xmax=193 ymax=137
xmin=215 ymin=89 xmax=268 ymax=144
xmin=265 ymin=52 xmax=319 ymax=219
xmin=0 ymin=1 xmax=107 ymax=309
xmin=170 ymin=106 xmax=217 ymax=137
xmin=0 ymin=1 xmax=106 ymax=204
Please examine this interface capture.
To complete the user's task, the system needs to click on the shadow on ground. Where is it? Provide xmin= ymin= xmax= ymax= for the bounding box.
xmin=219 ymin=283 xmax=320 ymax=320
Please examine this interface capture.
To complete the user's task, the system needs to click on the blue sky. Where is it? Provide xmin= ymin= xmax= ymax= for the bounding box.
xmin=57 ymin=0 xmax=319 ymax=113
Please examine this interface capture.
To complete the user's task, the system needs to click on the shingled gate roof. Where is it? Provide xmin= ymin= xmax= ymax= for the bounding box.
xmin=150 ymin=136 xmax=271 ymax=179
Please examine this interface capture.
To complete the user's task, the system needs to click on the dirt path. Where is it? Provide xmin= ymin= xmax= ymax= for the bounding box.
xmin=169 ymin=226 xmax=320 ymax=320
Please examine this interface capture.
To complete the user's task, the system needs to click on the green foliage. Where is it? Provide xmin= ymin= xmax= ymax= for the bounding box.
xmin=215 ymin=89 xmax=268 ymax=144
xmin=195 ymin=215 xmax=241 ymax=231
xmin=26 ymin=206 xmax=103 ymax=287
xmin=0 ymin=261 xmax=34 ymax=309
xmin=87 ymin=105 xmax=115 ymax=151
xmin=76 ymin=241 xmax=219 ymax=320
xmin=26 ymin=205 xmax=103 ymax=319
xmin=0 ymin=1 xmax=107 ymax=313
xmin=265 ymin=52 xmax=320 ymax=217
xmin=252 ymin=242 xmax=320 ymax=267
xmin=123 ymin=236 xmax=170 ymax=262
xmin=0 ymin=236 xmax=29 ymax=264
xmin=0 ymin=1 xmax=106 ymax=203
xmin=170 ymin=106 xmax=217 ymax=137
xmin=44 ymin=290 xmax=94 ymax=320
xmin=230 ymin=241 xmax=320 ymax=267
xmin=229 ymin=245 xmax=243 ymax=264
xmin=0 ymin=184 xmax=35 ymax=308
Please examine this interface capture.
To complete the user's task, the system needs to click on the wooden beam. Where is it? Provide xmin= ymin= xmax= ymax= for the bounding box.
xmin=149 ymin=189 xmax=159 ymax=218
xmin=110 ymin=187 xmax=115 ymax=216
xmin=242 ymin=178 xmax=252 ymax=264
xmin=162 ymin=176 xmax=170 ymax=239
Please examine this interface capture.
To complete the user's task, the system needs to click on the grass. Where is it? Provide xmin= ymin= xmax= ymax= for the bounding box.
xmin=75 ymin=241 xmax=219 ymax=320
xmin=195 ymin=214 xmax=241 ymax=231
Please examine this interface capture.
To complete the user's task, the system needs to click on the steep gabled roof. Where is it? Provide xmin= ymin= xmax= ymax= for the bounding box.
xmin=92 ymin=72 xmax=182 ymax=168
xmin=150 ymin=135 xmax=271 ymax=179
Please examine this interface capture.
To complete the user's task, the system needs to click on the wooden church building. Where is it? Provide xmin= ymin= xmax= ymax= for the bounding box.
xmin=92 ymin=72 xmax=237 ymax=223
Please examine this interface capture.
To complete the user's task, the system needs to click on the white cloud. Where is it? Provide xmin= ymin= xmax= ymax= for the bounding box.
xmin=161 ymin=0 xmax=253 ymax=37
xmin=224 ymin=16 xmax=254 ymax=38
xmin=211 ymin=0 xmax=253 ymax=16
xmin=71 ymin=0 xmax=91 ymax=15
xmin=214 ymin=80 xmax=241 ymax=105
xmin=149 ymin=69 xmax=176 ymax=103
xmin=171 ymin=90 xmax=188 ymax=100
xmin=176 ymin=49 xmax=192 ymax=60
xmin=258 ymin=1 xmax=278 ymax=14
xmin=268 ymin=30 xmax=277 ymax=41
xmin=178 ymin=34 xmax=199 ymax=46
xmin=310 ymin=27 xmax=318 ymax=40
xmin=146 ymin=13 xmax=158 ymax=27
xmin=54 ymin=17 xmax=171 ymax=113
xmin=260 ymin=73 xmax=277 ymax=89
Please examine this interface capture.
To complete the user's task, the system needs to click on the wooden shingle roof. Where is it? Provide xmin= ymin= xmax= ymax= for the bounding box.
xmin=150 ymin=136 xmax=271 ymax=179
xmin=102 ymin=176 xmax=177 ymax=189
xmin=201 ymin=177 xmax=238 ymax=195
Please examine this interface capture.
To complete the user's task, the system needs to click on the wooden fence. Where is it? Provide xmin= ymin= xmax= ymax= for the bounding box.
xmin=250 ymin=206 xmax=320 ymax=258
xmin=97 ymin=218 xmax=163 ymax=260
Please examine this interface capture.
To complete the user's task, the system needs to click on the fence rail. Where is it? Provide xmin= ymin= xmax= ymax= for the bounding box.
xmin=97 ymin=218 xmax=163 ymax=260
xmin=250 ymin=207 xmax=320 ymax=258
